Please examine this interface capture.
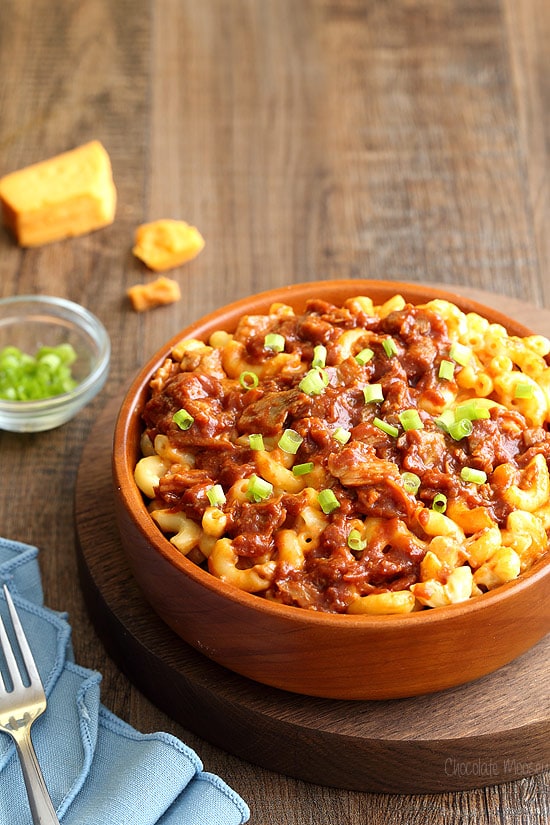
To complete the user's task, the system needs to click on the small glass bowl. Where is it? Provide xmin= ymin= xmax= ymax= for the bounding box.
xmin=0 ymin=295 xmax=111 ymax=432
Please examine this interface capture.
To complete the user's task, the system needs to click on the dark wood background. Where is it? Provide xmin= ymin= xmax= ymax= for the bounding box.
xmin=0 ymin=1 xmax=549 ymax=822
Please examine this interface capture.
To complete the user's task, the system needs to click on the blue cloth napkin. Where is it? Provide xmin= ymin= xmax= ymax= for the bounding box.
xmin=0 ymin=538 xmax=250 ymax=825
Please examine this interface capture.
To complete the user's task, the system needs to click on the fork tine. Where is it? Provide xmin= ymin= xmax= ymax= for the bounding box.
xmin=0 ymin=602 xmax=25 ymax=692
xmin=2 ymin=585 xmax=40 ymax=690
xmin=0 ymin=613 xmax=10 ymax=692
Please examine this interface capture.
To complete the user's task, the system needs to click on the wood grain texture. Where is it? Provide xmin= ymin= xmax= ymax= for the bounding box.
xmin=504 ymin=0 xmax=550 ymax=310
xmin=1 ymin=0 xmax=550 ymax=822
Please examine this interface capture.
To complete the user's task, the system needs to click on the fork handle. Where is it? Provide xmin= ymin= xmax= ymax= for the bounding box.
xmin=13 ymin=726 xmax=60 ymax=825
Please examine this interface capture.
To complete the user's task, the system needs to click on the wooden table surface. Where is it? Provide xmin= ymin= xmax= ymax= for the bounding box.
xmin=1 ymin=1 xmax=549 ymax=822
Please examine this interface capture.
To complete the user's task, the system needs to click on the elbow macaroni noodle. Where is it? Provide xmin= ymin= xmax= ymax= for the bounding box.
xmin=134 ymin=294 xmax=550 ymax=614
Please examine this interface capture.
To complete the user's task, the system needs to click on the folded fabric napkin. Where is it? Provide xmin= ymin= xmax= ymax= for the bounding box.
xmin=0 ymin=537 xmax=250 ymax=825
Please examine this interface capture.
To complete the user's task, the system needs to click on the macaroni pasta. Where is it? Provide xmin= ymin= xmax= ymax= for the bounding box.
xmin=134 ymin=294 xmax=550 ymax=613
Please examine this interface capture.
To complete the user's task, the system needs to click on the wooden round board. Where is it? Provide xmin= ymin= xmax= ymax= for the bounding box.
xmin=75 ymin=288 xmax=550 ymax=794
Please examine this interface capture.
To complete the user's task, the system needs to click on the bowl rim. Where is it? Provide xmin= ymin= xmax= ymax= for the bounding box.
xmin=113 ymin=278 xmax=550 ymax=628
xmin=0 ymin=294 xmax=111 ymax=412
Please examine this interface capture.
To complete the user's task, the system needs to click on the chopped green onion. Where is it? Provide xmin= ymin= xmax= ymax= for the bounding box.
xmin=40 ymin=342 xmax=76 ymax=365
xmin=333 ymin=427 xmax=351 ymax=445
xmin=434 ymin=409 xmax=456 ymax=432
xmin=173 ymin=408 xmax=194 ymax=430
xmin=347 ymin=529 xmax=366 ymax=553
xmin=448 ymin=418 xmax=473 ymax=440
xmin=0 ymin=343 xmax=78 ymax=401
xmin=401 ymin=472 xmax=421 ymax=494
xmin=318 ymin=488 xmax=340 ymax=514
xmin=438 ymin=359 xmax=455 ymax=381
xmin=449 ymin=342 xmax=472 ymax=367
xmin=264 ymin=333 xmax=285 ymax=352
xmin=373 ymin=417 xmax=399 ymax=438
xmin=246 ymin=474 xmax=273 ymax=502
xmin=455 ymin=400 xmax=490 ymax=421
xmin=363 ymin=383 xmax=384 ymax=404
xmin=398 ymin=409 xmax=424 ymax=431
xmin=460 ymin=467 xmax=487 ymax=485
xmin=514 ymin=380 xmax=534 ymax=399
xmin=0 ymin=347 xmax=22 ymax=372
xmin=432 ymin=493 xmax=447 ymax=513
xmin=299 ymin=368 xmax=326 ymax=396
xmin=312 ymin=345 xmax=327 ymax=368
xmin=383 ymin=337 xmax=398 ymax=357
xmin=278 ymin=428 xmax=303 ymax=454
xmin=355 ymin=347 xmax=374 ymax=366
xmin=248 ymin=433 xmax=265 ymax=451
xmin=206 ymin=484 xmax=226 ymax=507
xmin=37 ymin=352 xmax=61 ymax=371
xmin=292 ymin=461 xmax=314 ymax=476
xmin=239 ymin=370 xmax=259 ymax=389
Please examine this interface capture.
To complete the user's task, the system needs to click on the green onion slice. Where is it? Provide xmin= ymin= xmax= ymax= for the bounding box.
xmin=37 ymin=352 xmax=61 ymax=370
xmin=347 ymin=529 xmax=366 ymax=553
xmin=246 ymin=474 xmax=273 ymax=502
xmin=383 ymin=337 xmax=398 ymax=357
xmin=292 ymin=461 xmax=314 ymax=476
xmin=40 ymin=342 xmax=76 ymax=365
xmin=318 ymin=488 xmax=340 ymax=514
xmin=299 ymin=368 xmax=326 ymax=396
xmin=248 ymin=433 xmax=265 ymax=451
xmin=363 ymin=383 xmax=384 ymax=404
xmin=355 ymin=347 xmax=374 ymax=366
xmin=173 ymin=408 xmax=194 ymax=430
xmin=449 ymin=342 xmax=472 ymax=367
xmin=333 ymin=427 xmax=351 ymax=445
xmin=438 ymin=359 xmax=455 ymax=381
xmin=434 ymin=409 xmax=455 ymax=432
xmin=455 ymin=400 xmax=490 ymax=421
xmin=460 ymin=467 xmax=487 ymax=485
xmin=312 ymin=345 xmax=327 ymax=368
xmin=239 ymin=370 xmax=259 ymax=389
xmin=373 ymin=417 xmax=399 ymax=438
xmin=278 ymin=428 xmax=303 ymax=454
xmin=401 ymin=472 xmax=421 ymax=495
xmin=432 ymin=493 xmax=447 ymax=513
xmin=206 ymin=484 xmax=226 ymax=507
xmin=514 ymin=380 xmax=534 ymax=399
xmin=398 ymin=409 xmax=424 ymax=431
xmin=447 ymin=418 xmax=473 ymax=441
xmin=264 ymin=333 xmax=285 ymax=352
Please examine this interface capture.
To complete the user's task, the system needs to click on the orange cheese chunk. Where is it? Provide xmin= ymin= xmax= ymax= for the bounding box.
xmin=133 ymin=219 xmax=205 ymax=271
xmin=127 ymin=276 xmax=181 ymax=312
xmin=0 ymin=141 xmax=117 ymax=247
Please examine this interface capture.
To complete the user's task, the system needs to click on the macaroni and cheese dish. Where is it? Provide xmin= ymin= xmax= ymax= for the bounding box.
xmin=134 ymin=294 xmax=550 ymax=614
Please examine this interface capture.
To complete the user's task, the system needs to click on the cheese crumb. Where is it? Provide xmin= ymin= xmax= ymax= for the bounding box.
xmin=127 ymin=276 xmax=181 ymax=312
xmin=133 ymin=219 xmax=205 ymax=271
xmin=0 ymin=141 xmax=117 ymax=246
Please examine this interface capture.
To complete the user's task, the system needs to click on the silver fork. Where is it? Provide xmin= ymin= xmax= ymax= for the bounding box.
xmin=0 ymin=585 xmax=60 ymax=824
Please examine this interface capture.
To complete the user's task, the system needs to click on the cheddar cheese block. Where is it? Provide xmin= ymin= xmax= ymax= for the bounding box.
xmin=132 ymin=219 xmax=205 ymax=271
xmin=0 ymin=140 xmax=117 ymax=246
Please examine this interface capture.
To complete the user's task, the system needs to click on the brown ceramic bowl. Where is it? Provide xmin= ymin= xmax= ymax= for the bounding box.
xmin=112 ymin=280 xmax=550 ymax=699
